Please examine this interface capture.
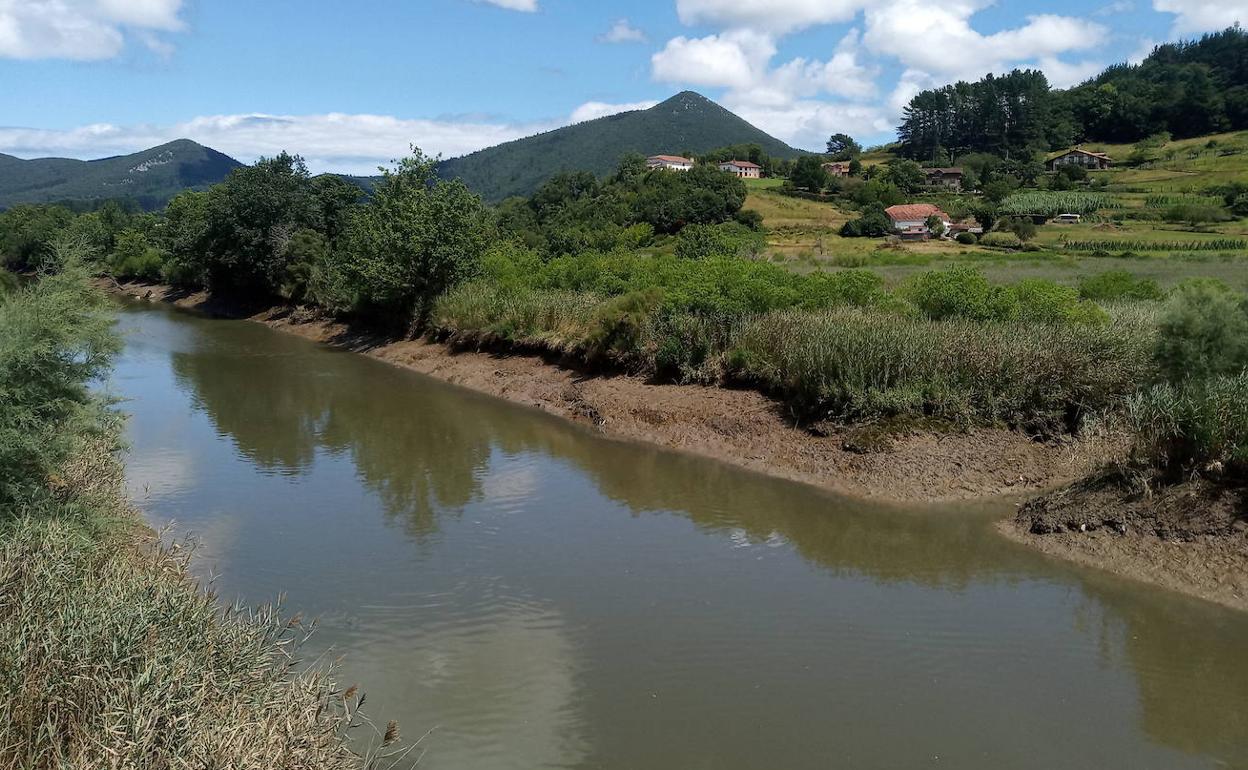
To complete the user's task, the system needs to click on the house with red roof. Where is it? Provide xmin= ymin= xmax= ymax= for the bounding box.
xmin=885 ymin=203 xmax=953 ymax=239
xmin=718 ymin=159 xmax=762 ymax=178
xmin=646 ymin=154 xmax=695 ymax=171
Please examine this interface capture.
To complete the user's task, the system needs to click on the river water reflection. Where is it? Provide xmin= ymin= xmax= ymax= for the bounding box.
xmin=113 ymin=301 xmax=1248 ymax=769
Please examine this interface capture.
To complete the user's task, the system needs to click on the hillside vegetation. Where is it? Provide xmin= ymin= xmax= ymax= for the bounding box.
xmin=437 ymin=92 xmax=801 ymax=202
xmin=0 ymin=139 xmax=241 ymax=211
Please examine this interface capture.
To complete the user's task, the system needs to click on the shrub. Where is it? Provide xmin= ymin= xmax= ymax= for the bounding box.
xmin=1154 ymin=280 xmax=1248 ymax=381
xmin=978 ymin=232 xmax=1022 ymax=249
xmin=1126 ymin=373 xmax=1248 ymax=478
xmin=1000 ymin=216 xmax=1037 ymax=242
xmin=675 ymin=222 xmax=766 ymax=260
xmin=1162 ymin=204 xmax=1232 ymax=228
xmin=1011 ymin=279 xmax=1106 ymax=325
xmin=1077 ymin=270 xmax=1164 ymax=302
xmin=839 ymin=205 xmax=893 ymax=238
xmin=0 ymin=248 xmax=119 ymax=507
xmin=585 ymin=288 xmax=663 ymax=362
xmin=902 ymin=266 xmax=1019 ymax=322
xmin=954 ymin=232 xmax=977 ymax=245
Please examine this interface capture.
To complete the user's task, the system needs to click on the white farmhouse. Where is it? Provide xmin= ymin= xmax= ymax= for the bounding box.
xmin=646 ymin=155 xmax=695 ymax=171
xmin=718 ymin=160 xmax=762 ymax=178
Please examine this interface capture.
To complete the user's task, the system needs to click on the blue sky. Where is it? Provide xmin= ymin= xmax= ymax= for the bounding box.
xmin=0 ymin=0 xmax=1243 ymax=173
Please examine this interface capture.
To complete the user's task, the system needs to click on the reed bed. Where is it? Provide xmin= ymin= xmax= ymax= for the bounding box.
xmin=732 ymin=308 xmax=1156 ymax=432
xmin=1125 ymin=372 xmax=1248 ymax=477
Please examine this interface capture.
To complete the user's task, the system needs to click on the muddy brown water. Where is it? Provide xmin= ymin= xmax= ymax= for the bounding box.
xmin=113 ymin=301 xmax=1248 ymax=770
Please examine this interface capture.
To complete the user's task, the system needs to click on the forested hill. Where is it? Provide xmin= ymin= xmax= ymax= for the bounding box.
xmin=897 ymin=25 xmax=1248 ymax=162
xmin=0 ymin=140 xmax=242 ymax=211
xmin=437 ymin=91 xmax=802 ymax=202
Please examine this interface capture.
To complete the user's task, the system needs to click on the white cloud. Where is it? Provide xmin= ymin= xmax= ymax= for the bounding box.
xmin=675 ymin=0 xmax=864 ymax=34
xmin=1152 ymin=0 xmax=1245 ymax=33
xmin=474 ymin=0 xmax=537 ymax=11
xmin=0 ymin=0 xmax=184 ymax=60
xmin=599 ymin=18 xmax=646 ymax=43
xmin=1094 ymin=0 xmax=1136 ymax=15
xmin=0 ymin=100 xmax=657 ymax=175
xmin=862 ymin=2 xmax=1107 ymax=80
xmin=568 ymin=100 xmax=659 ymax=123
xmin=652 ymin=30 xmax=776 ymax=89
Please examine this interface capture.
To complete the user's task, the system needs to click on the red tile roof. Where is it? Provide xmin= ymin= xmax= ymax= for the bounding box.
xmin=648 ymin=155 xmax=694 ymax=164
xmin=885 ymin=204 xmax=949 ymax=222
xmin=721 ymin=159 xmax=762 ymax=169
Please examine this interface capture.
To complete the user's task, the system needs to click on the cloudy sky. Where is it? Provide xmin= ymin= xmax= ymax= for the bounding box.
xmin=1 ymin=0 xmax=1243 ymax=173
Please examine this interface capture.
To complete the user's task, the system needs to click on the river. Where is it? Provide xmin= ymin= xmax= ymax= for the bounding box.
xmin=111 ymin=300 xmax=1248 ymax=769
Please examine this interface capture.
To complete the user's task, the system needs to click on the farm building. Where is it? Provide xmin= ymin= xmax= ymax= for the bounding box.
xmin=718 ymin=160 xmax=762 ymax=178
xmin=1046 ymin=149 xmax=1112 ymax=171
xmin=646 ymin=155 xmax=695 ymax=171
xmin=885 ymin=203 xmax=953 ymax=235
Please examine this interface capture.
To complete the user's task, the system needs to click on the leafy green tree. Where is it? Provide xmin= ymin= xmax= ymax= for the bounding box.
xmin=200 ymin=152 xmax=318 ymax=295
xmin=825 ymin=133 xmax=862 ymax=161
xmin=790 ymin=156 xmax=829 ymax=192
xmin=924 ymin=214 xmax=946 ymax=237
xmin=882 ymin=159 xmax=925 ymax=194
xmin=337 ymin=148 xmax=489 ymax=331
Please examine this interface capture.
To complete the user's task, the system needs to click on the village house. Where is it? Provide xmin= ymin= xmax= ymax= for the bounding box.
xmin=922 ymin=167 xmax=964 ymax=191
xmin=718 ymin=159 xmax=762 ymax=178
xmin=821 ymin=161 xmax=850 ymax=177
xmin=1047 ymin=149 xmax=1112 ymax=171
xmin=646 ymin=154 xmax=695 ymax=172
xmin=884 ymin=203 xmax=954 ymax=239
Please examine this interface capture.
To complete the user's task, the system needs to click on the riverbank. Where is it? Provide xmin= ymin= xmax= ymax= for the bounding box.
xmin=112 ymin=280 xmax=1106 ymax=505
xmin=1001 ymin=476 xmax=1248 ymax=612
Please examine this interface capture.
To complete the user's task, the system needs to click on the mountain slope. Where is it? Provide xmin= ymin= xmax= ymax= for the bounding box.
xmin=0 ymin=139 xmax=242 ymax=210
xmin=437 ymin=92 xmax=803 ymax=202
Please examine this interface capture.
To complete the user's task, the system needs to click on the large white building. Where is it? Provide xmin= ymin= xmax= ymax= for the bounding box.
xmin=646 ymin=154 xmax=695 ymax=171
xmin=718 ymin=160 xmax=762 ymax=178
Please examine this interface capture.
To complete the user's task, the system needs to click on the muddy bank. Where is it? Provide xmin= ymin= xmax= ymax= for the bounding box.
xmin=109 ymin=280 xmax=1105 ymax=505
xmin=1002 ymin=476 xmax=1248 ymax=611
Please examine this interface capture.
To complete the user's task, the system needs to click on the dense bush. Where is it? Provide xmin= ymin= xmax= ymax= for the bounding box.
xmin=0 ymin=246 xmax=119 ymax=508
xmin=954 ymin=232 xmax=977 ymax=245
xmin=1078 ymin=270 xmax=1164 ymax=302
xmin=839 ymin=204 xmax=894 ymax=238
xmin=1154 ymin=280 xmax=1248 ymax=381
xmin=978 ymin=231 xmax=1022 ymax=249
xmin=675 ymin=222 xmax=767 ymax=260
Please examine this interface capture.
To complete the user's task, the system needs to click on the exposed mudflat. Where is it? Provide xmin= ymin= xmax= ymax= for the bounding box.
xmin=1004 ymin=475 xmax=1248 ymax=611
xmin=112 ymin=281 xmax=1103 ymax=505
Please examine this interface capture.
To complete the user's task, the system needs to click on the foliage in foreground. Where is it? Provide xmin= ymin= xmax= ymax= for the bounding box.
xmin=0 ymin=260 xmax=407 ymax=768
xmin=0 ymin=250 xmax=119 ymax=508
xmin=0 ymin=515 xmax=396 ymax=769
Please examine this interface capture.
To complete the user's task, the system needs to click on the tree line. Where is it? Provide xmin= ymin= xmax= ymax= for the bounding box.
xmin=898 ymin=25 xmax=1248 ymax=161
xmin=0 ymin=148 xmax=752 ymax=331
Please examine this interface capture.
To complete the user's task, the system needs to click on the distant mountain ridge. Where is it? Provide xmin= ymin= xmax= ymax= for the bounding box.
xmin=0 ymin=139 xmax=242 ymax=210
xmin=437 ymin=92 xmax=803 ymax=202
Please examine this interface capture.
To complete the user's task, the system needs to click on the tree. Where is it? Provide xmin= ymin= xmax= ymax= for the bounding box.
xmin=882 ymin=159 xmax=925 ymax=194
xmin=790 ymin=155 xmax=829 ymax=192
xmin=337 ymin=148 xmax=489 ymax=331
xmin=200 ymin=152 xmax=318 ymax=296
xmin=826 ymin=133 xmax=862 ymax=161
xmin=925 ymin=214 xmax=946 ymax=238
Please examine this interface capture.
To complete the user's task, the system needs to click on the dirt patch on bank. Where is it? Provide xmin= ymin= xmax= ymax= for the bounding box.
xmin=110 ymin=280 xmax=1108 ymax=505
xmin=1002 ymin=476 xmax=1248 ymax=611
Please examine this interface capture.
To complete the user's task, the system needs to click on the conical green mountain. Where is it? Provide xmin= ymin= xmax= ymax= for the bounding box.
xmin=437 ymin=91 xmax=802 ymax=202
